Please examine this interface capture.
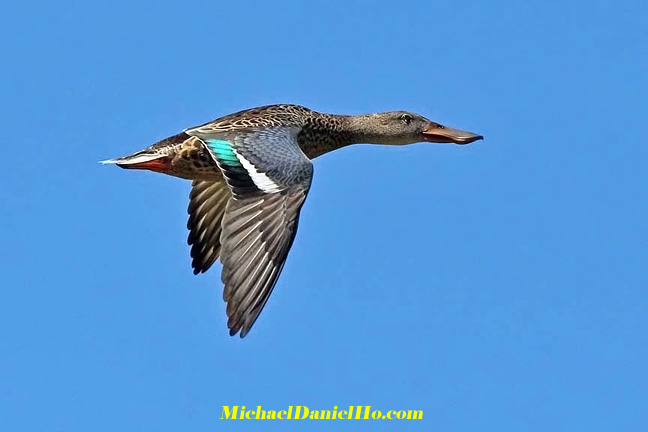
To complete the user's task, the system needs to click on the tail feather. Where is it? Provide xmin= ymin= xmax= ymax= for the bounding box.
xmin=100 ymin=151 xmax=171 ymax=172
xmin=100 ymin=158 xmax=121 ymax=165
xmin=100 ymin=152 xmax=162 ymax=165
xmin=101 ymin=132 xmax=190 ymax=171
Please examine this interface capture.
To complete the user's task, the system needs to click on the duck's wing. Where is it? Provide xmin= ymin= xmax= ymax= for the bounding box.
xmin=187 ymin=180 xmax=231 ymax=274
xmin=185 ymin=126 xmax=313 ymax=337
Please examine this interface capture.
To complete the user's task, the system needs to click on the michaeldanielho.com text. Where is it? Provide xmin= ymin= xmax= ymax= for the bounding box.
xmin=221 ymin=406 xmax=423 ymax=420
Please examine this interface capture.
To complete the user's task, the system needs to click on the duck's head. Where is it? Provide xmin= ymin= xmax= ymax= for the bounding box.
xmin=349 ymin=111 xmax=483 ymax=146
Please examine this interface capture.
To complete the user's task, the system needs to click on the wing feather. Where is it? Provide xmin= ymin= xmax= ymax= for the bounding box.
xmin=220 ymin=190 xmax=308 ymax=337
xmin=187 ymin=127 xmax=313 ymax=337
xmin=187 ymin=181 xmax=231 ymax=274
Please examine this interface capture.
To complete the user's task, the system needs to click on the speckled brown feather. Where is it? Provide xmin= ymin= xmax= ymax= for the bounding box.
xmin=187 ymin=104 xmax=354 ymax=159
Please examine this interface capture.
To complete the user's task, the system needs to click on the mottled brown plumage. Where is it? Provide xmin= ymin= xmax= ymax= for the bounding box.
xmin=102 ymin=104 xmax=483 ymax=337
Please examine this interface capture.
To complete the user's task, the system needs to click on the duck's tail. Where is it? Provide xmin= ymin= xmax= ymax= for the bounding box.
xmin=101 ymin=132 xmax=193 ymax=173
xmin=100 ymin=150 xmax=171 ymax=172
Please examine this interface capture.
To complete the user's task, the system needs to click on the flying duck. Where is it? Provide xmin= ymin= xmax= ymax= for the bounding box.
xmin=103 ymin=104 xmax=483 ymax=337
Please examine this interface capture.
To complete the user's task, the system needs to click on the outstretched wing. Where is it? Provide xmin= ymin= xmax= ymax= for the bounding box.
xmin=186 ymin=126 xmax=313 ymax=337
xmin=187 ymin=180 xmax=231 ymax=274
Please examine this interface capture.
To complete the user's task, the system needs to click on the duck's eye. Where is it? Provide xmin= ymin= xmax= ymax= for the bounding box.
xmin=400 ymin=114 xmax=413 ymax=124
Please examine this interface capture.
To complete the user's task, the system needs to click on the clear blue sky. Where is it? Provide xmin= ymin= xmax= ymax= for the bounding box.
xmin=1 ymin=0 xmax=646 ymax=430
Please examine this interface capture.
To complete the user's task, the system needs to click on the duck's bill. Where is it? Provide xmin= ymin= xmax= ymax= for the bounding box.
xmin=422 ymin=124 xmax=483 ymax=144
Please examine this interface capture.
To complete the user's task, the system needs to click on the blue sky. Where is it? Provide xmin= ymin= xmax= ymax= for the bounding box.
xmin=1 ymin=0 xmax=646 ymax=430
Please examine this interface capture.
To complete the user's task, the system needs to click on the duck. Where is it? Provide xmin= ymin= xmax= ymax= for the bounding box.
xmin=102 ymin=104 xmax=483 ymax=337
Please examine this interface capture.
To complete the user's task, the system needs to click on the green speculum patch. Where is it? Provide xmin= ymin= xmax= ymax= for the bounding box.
xmin=207 ymin=139 xmax=240 ymax=166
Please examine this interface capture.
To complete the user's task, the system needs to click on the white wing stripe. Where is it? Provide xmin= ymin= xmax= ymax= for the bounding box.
xmin=233 ymin=149 xmax=282 ymax=193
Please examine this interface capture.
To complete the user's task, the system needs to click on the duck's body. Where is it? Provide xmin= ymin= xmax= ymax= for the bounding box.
xmin=103 ymin=104 xmax=482 ymax=337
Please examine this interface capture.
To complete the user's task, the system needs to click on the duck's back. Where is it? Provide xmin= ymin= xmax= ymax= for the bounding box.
xmin=188 ymin=104 xmax=314 ymax=134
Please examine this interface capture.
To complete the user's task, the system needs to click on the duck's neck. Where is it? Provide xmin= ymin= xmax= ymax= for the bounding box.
xmin=298 ymin=113 xmax=392 ymax=159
